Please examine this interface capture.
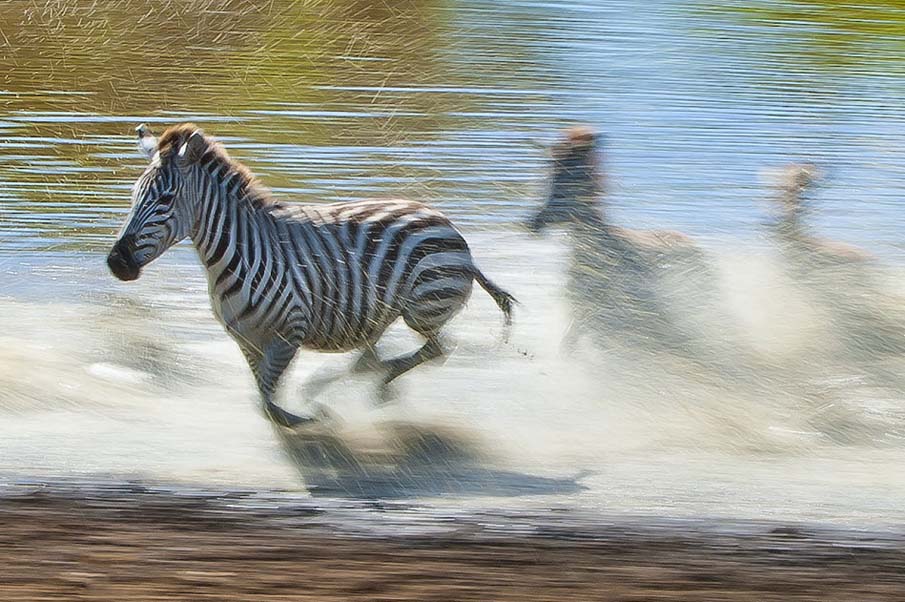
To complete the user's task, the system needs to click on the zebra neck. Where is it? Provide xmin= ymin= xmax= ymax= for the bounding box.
xmin=566 ymin=213 xmax=619 ymax=263
xmin=190 ymin=185 xmax=272 ymax=283
xmin=775 ymin=217 xmax=805 ymax=239
xmin=568 ymin=208 xmax=610 ymax=239
xmin=773 ymin=194 xmax=808 ymax=240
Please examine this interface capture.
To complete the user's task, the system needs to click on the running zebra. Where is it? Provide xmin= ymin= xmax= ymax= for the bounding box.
xmin=107 ymin=123 xmax=514 ymax=428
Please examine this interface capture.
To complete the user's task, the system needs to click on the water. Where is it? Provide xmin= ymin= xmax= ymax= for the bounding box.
xmin=2 ymin=0 xmax=905 ymax=527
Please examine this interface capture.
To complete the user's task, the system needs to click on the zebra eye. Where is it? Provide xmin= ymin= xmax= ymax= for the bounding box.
xmin=157 ymin=192 xmax=175 ymax=204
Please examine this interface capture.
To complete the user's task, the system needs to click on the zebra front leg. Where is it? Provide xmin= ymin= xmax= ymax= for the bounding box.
xmin=242 ymin=340 xmax=314 ymax=429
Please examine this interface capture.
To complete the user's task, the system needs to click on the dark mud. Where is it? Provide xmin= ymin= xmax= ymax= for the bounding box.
xmin=1 ymin=480 xmax=904 ymax=601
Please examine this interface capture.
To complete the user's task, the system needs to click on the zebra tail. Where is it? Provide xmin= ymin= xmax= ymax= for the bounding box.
xmin=473 ymin=268 xmax=516 ymax=326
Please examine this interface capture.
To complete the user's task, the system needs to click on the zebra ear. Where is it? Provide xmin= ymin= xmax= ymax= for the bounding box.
xmin=136 ymin=124 xmax=157 ymax=160
xmin=177 ymin=130 xmax=206 ymax=165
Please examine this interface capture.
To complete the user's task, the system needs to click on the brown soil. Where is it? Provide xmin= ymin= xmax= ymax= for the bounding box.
xmin=1 ymin=482 xmax=903 ymax=601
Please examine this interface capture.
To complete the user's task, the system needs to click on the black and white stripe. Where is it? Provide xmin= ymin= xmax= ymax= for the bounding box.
xmin=108 ymin=123 xmax=514 ymax=428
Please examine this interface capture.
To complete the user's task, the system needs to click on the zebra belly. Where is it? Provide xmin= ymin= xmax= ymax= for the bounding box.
xmin=300 ymin=302 xmax=402 ymax=352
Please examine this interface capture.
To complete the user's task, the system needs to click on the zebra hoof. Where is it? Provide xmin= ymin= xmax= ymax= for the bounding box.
xmin=265 ymin=402 xmax=316 ymax=429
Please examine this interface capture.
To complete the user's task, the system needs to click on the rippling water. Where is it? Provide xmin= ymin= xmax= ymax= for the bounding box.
xmin=2 ymin=0 xmax=905 ymax=526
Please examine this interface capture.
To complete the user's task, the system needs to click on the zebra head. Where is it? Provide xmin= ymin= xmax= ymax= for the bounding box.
xmin=770 ymin=163 xmax=822 ymax=219
xmin=528 ymin=126 xmax=605 ymax=233
xmin=107 ymin=123 xmax=207 ymax=281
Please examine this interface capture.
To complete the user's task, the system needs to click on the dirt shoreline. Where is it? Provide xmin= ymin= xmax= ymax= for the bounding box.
xmin=1 ymin=480 xmax=904 ymax=601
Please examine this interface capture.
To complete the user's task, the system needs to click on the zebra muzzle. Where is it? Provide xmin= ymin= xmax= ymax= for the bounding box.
xmin=107 ymin=236 xmax=141 ymax=281
xmin=526 ymin=211 xmax=548 ymax=233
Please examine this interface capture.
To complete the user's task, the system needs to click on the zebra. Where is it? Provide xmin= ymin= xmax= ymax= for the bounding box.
xmin=526 ymin=126 xmax=712 ymax=358
xmin=766 ymin=163 xmax=873 ymax=267
xmin=526 ymin=126 xmax=787 ymax=396
xmin=107 ymin=123 xmax=515 ymax=428
xmin=764 ymin=163 xmax=905 ymax=365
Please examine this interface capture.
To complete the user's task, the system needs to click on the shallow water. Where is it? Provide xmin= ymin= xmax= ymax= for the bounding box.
xmin=2 ymin=0 xmax=905 ymax=527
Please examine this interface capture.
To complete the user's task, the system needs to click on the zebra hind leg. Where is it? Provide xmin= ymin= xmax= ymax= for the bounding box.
xmin=377 ymin=336 xmax=445 ymax=404
xmin=300 ymin=346 xmax=382 ymax=400
xmin=373 ymin=275 xmax=470 ymax=403
xmin=351 ymin=345 xmax=383 ymax=373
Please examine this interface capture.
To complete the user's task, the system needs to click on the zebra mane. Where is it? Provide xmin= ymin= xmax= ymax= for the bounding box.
xmin=157 ymin=123 xmax=274 ymax=209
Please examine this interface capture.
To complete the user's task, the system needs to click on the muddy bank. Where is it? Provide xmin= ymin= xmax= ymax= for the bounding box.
xmin=0 ymin=481 xmax=903 ymax=601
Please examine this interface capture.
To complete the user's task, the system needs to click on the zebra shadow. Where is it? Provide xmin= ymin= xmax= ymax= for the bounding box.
xmin=276 ymin=420 xmax=589 ymax=500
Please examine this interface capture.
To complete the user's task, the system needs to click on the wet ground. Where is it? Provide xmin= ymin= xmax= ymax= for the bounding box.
xmin=2 ymin=480 xmax=904 ymax=601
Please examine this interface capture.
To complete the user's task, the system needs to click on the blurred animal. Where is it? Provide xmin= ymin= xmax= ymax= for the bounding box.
xmin=527 ymin=126 xmax=729 ymax=364
xmin=766 ymin=163 xmax=905 ymax=371
xmin=107 ymin=123 xmax=514 ymax=428
xmin=768 ymin=164 xmax=873 ymax=267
